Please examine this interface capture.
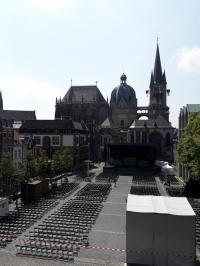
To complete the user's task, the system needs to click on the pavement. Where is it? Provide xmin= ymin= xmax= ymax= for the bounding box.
xmin=0 ymin=166 xmax=133 ymax=266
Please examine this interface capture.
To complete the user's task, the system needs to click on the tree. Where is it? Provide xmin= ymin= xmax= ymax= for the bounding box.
xmin=37 ymin=151 xmax=49 ymax=179
xmin=0 ymin=153 xmax=15 ymax=196
xmin=23 ymin=152 xmax=38 ymax=183
xmin=178 ymin=112 xmax=200 ymax=179
xmin=51 ymin=149 xmax=73 ymax=174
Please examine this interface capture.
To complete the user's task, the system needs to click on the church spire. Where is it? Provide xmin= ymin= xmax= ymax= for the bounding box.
xmin=0 ymin=91 xmax=3 ymax=110
xmin=153 ymin=43 xmax=163 ymax=83
xmin=149 ymin=71 xmax=154 ymax=89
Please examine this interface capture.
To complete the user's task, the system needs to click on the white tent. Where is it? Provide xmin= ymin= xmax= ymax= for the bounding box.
xmin=126 ymin=194 xmax=196 ymax=266
xmin=161 ymin=163 xmax=175 ymax=175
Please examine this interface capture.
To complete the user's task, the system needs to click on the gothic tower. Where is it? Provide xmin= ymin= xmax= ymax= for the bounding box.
xmin=148 ymin=43 xmax=170 ymax=121
xmin=0 ymin=91 xmax=3 ymax=110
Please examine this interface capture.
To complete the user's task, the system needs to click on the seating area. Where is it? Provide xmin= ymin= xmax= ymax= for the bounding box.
xmin=49 ymin=182 xmax=79 ymax=199
xmin=0 ymin=197 xmax=58 ymax=248
xmin=188 ymin=198 xmax=200 ymax=249
xmin=76 ymin=183 xmax=111 ymax=202
xmin=95 ymin=173 xmax=118 ymax=183
xmin=132 ymin=175 xmax=156 ymax=186
xmin=166 ymin=187 xmax=184 ymax=197
xmin=0 ymin=181 xmax=80 ymax=248
xmin=130 ymin=185 xmax=160 ymax=196
xmin=159 ymin=175 xmax=181 ymax=185
xmin=16 ymin=183 xmax=111 ymax=262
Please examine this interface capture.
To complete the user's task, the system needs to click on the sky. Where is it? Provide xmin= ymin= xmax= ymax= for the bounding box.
xmin=0 ymin=0 xmax=200 ymax=127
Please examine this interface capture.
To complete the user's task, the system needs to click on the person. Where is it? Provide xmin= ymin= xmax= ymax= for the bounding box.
xmin=114 ymin=177 xmax=117 ymax=187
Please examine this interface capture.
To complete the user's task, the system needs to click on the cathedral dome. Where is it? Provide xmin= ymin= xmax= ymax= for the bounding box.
xmin=110 ymin=74 xmax=137 ymax=106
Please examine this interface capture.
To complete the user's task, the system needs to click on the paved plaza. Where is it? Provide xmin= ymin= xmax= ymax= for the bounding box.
xmin=0 ymin=168 xmax=132 ymax=266
xmin=0 ymin=166 xmax=200 ymax=266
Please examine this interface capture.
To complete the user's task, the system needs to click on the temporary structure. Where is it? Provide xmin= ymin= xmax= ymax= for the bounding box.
xmin=126 ymin=194 xmax=196 ymax=266
xmin=161 ymin=163 xmax=175 ymax=175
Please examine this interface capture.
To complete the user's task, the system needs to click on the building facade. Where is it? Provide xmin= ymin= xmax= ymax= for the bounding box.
xmin=0 ymin=92 xmax=36 ymax=162
xmin=19 ymin=119 xmax=89 ymax=168
xmin=55 ymin=44 xmax=174 ymax=165
xmin=100 ymin=44 xmax=174 ymax=164
xmin=55 ymin=85 xmax=109 ymax=162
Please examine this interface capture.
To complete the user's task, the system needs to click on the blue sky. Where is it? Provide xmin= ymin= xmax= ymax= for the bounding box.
xmin=0 ymin=0 xmax=200 ymax=127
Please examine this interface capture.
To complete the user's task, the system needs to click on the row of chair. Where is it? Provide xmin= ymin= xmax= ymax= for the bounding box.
xmin=0 ymin=182 xmax=80 ymax=248
xmin=16 ymin=183 xmax=112 ymax=262
xmin=130 ymin=185 xmax=160 ymax=196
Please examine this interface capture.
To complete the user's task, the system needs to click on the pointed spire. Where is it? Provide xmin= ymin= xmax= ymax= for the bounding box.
xmin=0 ymin=91 xmax=3 ymax=110
xmin=162 ymin=70 xmax=167 ymax=84
xmin=149 ymin=71 xmax=154 ymax=89
xmin=153 ymin=43 xmax=163 ymax=83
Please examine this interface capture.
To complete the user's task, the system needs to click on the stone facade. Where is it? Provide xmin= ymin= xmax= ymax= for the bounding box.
xmin=55 ymin=85 xmax=108 ymax=162
xmin=55 ymin=44 xmax=174 ymax=164
xmin=100 ymin=44 xmax=174 ymax=163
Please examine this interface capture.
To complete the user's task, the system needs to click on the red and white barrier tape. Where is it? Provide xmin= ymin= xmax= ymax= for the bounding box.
xmin=16 ymin=239 xmax=194 ymax=258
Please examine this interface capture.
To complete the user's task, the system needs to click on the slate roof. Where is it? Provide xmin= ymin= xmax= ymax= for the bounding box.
xmin=101 ymin=117 xmax=111 ymax=128
xmin=129 ymin=115 xmax=172 ymax=129
xmin=19 ymin=119 xmax=88 ymax=133
xmin=0 ymin=110 xmax=36 ymax=121
xmin=62 ymin=85 xmax=106 ymax=104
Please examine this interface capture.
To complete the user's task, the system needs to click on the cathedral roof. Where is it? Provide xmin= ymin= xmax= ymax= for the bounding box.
xmin=0 ymin=110 xmax=36 ymax=122
xmin=62 ymin=85 xmax=106 ymax=104
xmin=130 ymin=115 xmax=172 ymax=129
xmin=100 ymin=117 xmax=111 ymax=128
xmin=110 ymin=74 xmax=137 ymax=106
xmin=19 ymin=119 xmax=88 ymax=133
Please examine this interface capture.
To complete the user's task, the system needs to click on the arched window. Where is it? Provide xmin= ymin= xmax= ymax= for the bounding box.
xmin=136 ymin=132 xmax=140 ymax=144
xmin=142 ymin=132 xmax=147 ymax=144
xmin=149 ymin=131 xmax=162 ymax=156
xmin=121 ymin=120 xmax=124 ymax=127
xmin=166 ymin=133 xmax=171 ymax=146
xmin=131 ymin=133 xmax=134 ymax=143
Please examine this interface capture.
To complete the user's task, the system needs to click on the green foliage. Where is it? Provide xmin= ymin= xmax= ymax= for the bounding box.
xmin=51 ymin=149 xmax=73 ymax=174
xmin=178 ymin=112 xmax=200 ymax=179
xmin=23 ymin=152 xmax=38 ymax=182
xmin=0 ymin=153 xmax=15 ymax=196
xmin=37 ymin=151 xmax=49 ymax=179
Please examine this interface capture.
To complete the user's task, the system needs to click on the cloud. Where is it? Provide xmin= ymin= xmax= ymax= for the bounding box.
xmin=0 ymin=73 xmax=62 ymax=119
xmin=176 ymin=47 xmax=200 ymax=74
xmin=31 ymin=0 xmax=72 ymax=11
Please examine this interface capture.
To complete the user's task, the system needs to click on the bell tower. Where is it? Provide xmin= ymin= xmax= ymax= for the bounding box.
xmin=147 ymin=43 xmax=170 ymax=121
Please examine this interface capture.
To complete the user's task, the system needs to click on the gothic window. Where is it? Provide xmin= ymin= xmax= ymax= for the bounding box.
xmin=166 ymin=133 xmax=171 ymax=146
xmin=149 ymin=131 xmax=162 ymax=156
xmin=131 ymin=133 xmax=134 ymax=143
xmin=121 ymin=120 xmax=124 ymax=127
xmin=136 ymin=132 xmax=140 ymax=144
xmin=142 ymin=132 xmax=147 ymax=144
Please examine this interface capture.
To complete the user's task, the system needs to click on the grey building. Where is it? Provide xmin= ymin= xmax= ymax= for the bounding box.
xmin=100 ymin=44 xmax=174 ymax=165
xmin=0 ymin=92 xmax=36 ymax=161
xmin=55 ymin=85 xmax=109 ymax=162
